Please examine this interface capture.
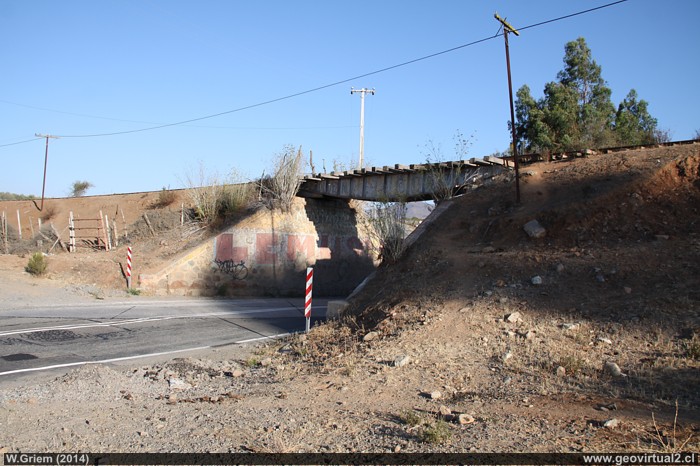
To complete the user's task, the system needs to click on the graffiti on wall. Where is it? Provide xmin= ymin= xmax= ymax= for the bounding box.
xmin=213 ymin=259 xmax=249 ymax=280
xmin=215 ymin=231 xmax=368 ymax=267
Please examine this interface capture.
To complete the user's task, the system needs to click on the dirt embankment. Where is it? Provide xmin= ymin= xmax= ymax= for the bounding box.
xmin=0 ymin=143 xmax=699 ymax=454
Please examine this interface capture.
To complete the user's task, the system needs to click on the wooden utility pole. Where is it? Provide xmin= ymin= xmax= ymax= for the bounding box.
xmin=494 ymin=13 xmax=521 ymax=204
xmin=35 ymin=133 xmax=59 ymax=211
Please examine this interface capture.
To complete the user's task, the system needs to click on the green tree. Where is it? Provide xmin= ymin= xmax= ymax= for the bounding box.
xmin=556 ymin=37 xmax=615 ymax=149
xmin=613 ymin=89 xmax=658 ymax=145
xmin=514 ymin=84 xmax=549 ymax=152
xmin=540 ymin=81 xmax=580 ymax=151
xmin=514 ymin=37 xmax=662 ymax=153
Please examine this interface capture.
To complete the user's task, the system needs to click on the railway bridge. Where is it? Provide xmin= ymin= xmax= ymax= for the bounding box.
xmin=296 ymin=156 xmax=510 ymax=202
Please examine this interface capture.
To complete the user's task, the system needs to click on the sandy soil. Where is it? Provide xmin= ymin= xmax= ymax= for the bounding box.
xmin=0 ymin=143 xmax=699 ymax=455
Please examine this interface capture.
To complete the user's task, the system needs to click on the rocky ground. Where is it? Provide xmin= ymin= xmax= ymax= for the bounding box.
xmin=0 ymin=143 xmax=699 ymax=455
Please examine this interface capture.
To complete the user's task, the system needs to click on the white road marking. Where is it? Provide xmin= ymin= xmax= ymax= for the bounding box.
xmin=0 ymin=305 xmax=320 ymax=337
xmin=0 ymin=332 xmax=292 ymax=376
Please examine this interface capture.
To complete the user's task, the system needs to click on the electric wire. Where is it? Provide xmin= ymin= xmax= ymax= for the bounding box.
xmin=0 ymin=138 xmax=40 ymax=148
xmin=1 ymin=0 xmax=628 ymax=145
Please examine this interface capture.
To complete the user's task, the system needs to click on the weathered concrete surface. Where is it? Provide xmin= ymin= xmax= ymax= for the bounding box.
xmin=139 ymin=198 xmax=377 ymax=297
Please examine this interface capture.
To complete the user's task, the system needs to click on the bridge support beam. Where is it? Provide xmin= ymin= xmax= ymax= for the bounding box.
xmin=298 ymin=158 xmax=508 ymax=202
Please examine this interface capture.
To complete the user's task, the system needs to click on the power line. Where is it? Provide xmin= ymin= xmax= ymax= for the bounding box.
xmin=55 ymin=33 xmax=499 ymax=139
xmin=517 ymin=0 xmax=628 ymax=32
xmin=3 ymin=0 xmax=628 ymax=143
xmin=0 ymin=138 xmax=39 ymax=148
xmin=0 ymin=99 xmax=355 ymax=131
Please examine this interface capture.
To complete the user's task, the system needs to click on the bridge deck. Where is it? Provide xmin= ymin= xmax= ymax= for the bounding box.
xmin=297 ymin=157 xmax=510 ymax=202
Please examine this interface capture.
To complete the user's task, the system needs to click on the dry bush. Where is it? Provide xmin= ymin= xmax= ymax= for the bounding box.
xmin=154 ymin=187 xmax=177 ymax=208
xmin=184 ymin=164 xmax=253 ymax=228
xmin=421 ymin=130 xmax=479 ymax=202
xmin=258 ymin=145 xmax=304 ymax=212
xmin=39 ymin=204 xmax=58 ymax=222
xmin=70 ymin=180 xmax=93 ymax=197
xmin=285 ymin=320 xmax=359 ymax=370
xmin=362 ymin=202 xmax=407 ymax=263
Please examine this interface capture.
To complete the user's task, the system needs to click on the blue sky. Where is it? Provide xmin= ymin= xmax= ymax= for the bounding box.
xmin=1 ymin=0 xmax=698 ymax=197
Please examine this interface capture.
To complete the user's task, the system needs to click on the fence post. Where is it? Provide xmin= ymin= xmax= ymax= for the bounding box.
xmin=112 ymin=218 xmax=119 ymax=247
xmin=69 ymin=211 xmax=75 ymax=252
xmin=1 ymin=211 xmax=7 ymax=254
xmin=16 ymin=210 xmax=22 ymax=240
xmin=305 ymin=267 xmax=313 ymax=333
xmin=105 ymin=214 xmax=112 ymax=250
xmin=121 ymin=208 xmax=128 ymax=242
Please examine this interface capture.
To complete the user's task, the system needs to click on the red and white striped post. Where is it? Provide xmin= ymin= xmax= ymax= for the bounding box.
xmin=126 ymin=246 xmax=133 ymax=289
xmin=305 ymin=267 xmax=313 ymax=333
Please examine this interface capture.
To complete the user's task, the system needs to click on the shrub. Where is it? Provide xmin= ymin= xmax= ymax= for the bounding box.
xmin=70 ymin=180 xmax=93 ymax=197
xmin=420 ymin=418 xmax=452 ymax=445
xmin=26 ymin=252 xmax=47 ymax=276
xmin=363 ymin=202 xmax=407 ymax=262
xmin=0 ymin=192 xmax=36 ymax=201
xmin=39 ymin=204 xmax=58 ymax=222
xmin=400 ymin=410 xmax=422 ymax=427
xmin=155 ymin=187 xmax=177 ymax=208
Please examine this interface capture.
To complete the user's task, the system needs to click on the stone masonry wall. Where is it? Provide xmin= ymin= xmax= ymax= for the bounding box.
xmin=139 ymin=198 xmax=377 ymax=297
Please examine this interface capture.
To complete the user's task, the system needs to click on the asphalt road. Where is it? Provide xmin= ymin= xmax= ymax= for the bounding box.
xmin=0 ymin=297 xmax=330 ymax=381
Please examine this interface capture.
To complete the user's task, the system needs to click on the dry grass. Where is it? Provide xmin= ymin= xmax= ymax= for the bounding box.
xmin=639 ymin=401 xmax=698 ymax=453
xmin=258 ymin=145 xmax=305 ymax=212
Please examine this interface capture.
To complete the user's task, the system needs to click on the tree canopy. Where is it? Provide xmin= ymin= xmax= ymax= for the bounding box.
xmin=514 ymin=37 xmax=660 ymax=154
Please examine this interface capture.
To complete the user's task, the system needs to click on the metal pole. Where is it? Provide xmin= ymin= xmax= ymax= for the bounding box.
xmin=359 ymin=91 xmax=366 ymax=169
xmin=351 ymin=88 xmax=375 ymax=170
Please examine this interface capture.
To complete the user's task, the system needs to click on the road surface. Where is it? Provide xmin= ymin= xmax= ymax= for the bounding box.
xmin=0 ymin=297 xmax=329 ymax=382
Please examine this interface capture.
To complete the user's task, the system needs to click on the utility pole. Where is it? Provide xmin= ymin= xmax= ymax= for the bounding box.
xmin=350 ymin=87 xmax=375 ymax=170
xmin=34 ymin=133 xmax=59 ymax=211
xmin=494 ymin=12 xmax=521 ymax=204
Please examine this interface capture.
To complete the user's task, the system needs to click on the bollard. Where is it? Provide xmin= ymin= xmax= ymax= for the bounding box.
xmin=126 ymin=246 xmax=133 ymax=289
xmin=305 ymin=267 xmax=313 ymax=333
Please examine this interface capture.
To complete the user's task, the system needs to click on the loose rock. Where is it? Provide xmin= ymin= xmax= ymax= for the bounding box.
xmin=603 ymin=418 xmax=619 ymax=429
xmin=363 ymin=331 xmax=379 ymax=342
xmin=505 ymin=312 xmax=522 ymax=323
xmin=531 ymin=276 xmax=543 ymax=285
xmin=523 ymin=220 xmax=546 ymax=239
xmin=458 ymin=414 xmax=475 ymax=425
xmin=604 ymin=361 xmax=626 ymax=378
xmin=168 ymin=378 xmax=192 ymax=391
xmin=393 ymin=355 xmax=410 ymax=368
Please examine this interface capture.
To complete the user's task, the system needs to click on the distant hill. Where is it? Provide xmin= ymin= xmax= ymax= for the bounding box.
xmin=405 ymin=201 xmax=433 ymax=220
